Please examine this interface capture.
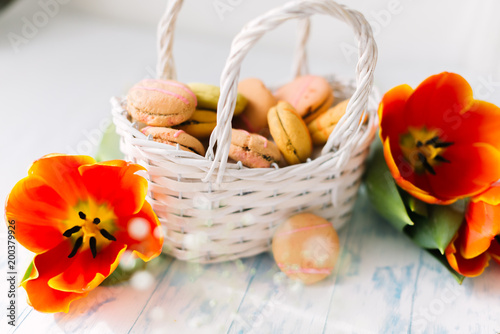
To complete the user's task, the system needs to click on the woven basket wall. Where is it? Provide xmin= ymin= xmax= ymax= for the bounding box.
xmin=111 ymin=0 xmax=378 ymax=263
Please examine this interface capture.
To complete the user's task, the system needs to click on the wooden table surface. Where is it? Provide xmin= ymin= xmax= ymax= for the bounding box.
xmin=3 ymin=192 xmax=500 ymax=334
xmin=1 ymin=2 xmax=500 ymax=333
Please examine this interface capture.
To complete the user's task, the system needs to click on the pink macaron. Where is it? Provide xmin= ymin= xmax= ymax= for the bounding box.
xmin=127 ymin=79 xmax=197 ymax=127
xmin=229 ymin=129 xmax=281 ymax=168
xmin=274 ymin=75 xmax=334 ymax=123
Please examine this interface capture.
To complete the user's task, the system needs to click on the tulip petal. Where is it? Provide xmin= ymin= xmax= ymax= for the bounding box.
xmin=429 ymin=143 xmax=500 ymax=201
xmin=79 ymin=161 xmax=147 ymax=216
xmin=405 ymin=72 xmax=474 ymax=130
xmin=378 ymin=84 xmax=413 ymax=140
xmin=5 ymin=176 xmax=68 ymax=253
xmin=28 ymin=154 xmax=95 ymax=207
xmin=473 ymin=186 xmax=500 ymax=206
xmin=445 ymin=231 xmax=490 ymax=277
xmin=488 ymin=240 xmax=500 ymax=265
xmin=461 ymin=200 xmax=500 ymax=259
xmin=21 ymin=241 xmax=87 ymax=313
xmin=447 ymin=100 xmax=500 ymax=148
xmin=48 ymin=242 xmax=127 ymax=293
xmin=382 ymin=138 xmax=452 ymax=204
xmin=115 ymin=201 xmax=163 ymax=262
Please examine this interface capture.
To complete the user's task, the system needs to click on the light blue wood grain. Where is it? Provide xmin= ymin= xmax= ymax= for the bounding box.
xmin=324 ymin=190 xmax=422 ymax=333
xmin=226 ymin=228 xmax=351 ymax=334
xmin=127 ymin=256 xmax=262 ymax=334
xmin=10 ymin=257 xmax=174 ymax=334
xmin=3 ymin=191 xmax=500 ymax=333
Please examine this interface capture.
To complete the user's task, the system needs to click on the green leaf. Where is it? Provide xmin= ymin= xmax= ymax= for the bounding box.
xmin=426 ymin=249 xmax=465 ymax=284
xmin=95 ymin=120 xmax=123 ymax=162
xmin=406 ymin=195 xmax=428 ymax=217
xmin=365 ymin=141 xmax=414 ymax=230
xmin=21 ymin=261 xmax=34 ymax=284
xmin=405 ymin=205 xmax=464 ymax=254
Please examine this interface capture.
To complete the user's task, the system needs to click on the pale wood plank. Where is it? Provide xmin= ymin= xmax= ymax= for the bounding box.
xmin=226 ymin=209 xmax=354 ymax=334
xmin=11 ymin=256 xmax=174 ymax=334
xmin=409 ymin=251 xmax=500 ymax=333
xmin=323 ymin=191 xmax=421 ymax=333
xmin=127 ymin=256 xmax=261 ymax=334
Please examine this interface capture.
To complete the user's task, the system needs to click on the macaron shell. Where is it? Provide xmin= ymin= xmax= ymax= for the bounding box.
xmin=127 ymin=79 xmax=196 ymax=127
xmin=268 ymin=101 xmax=312 ymax=165
xmin=275 ymin=75 xmax=333 ymax=120
xmin=304 ymin=92 xmax=334 ymax=124
xmin=229 ymin=129 xmax=281 ymax=168
xmin=229 ymin=146 xmax=273 ymax=168
xmin=141 ymin=126 xmax=205 ymax=156
xmin=128 ymin=103 xmax=192 ymax=127
xmin=175 ymin=109 xmax=217 ymax=139
xmin=272 ymin=213 xmax=340 ymax=285
xmin=308 ymin=99 xmax=349 ymax=145
xmin=188 ymin=83 xmax=248 ymax=115
xmin=237 ymin=78 xmax=277 ymax=133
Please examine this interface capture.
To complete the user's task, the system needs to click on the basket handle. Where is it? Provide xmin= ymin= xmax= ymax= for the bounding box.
xmin=157 ymin=0 xmax=184 ymax=80
xmin=156 ymin=2 xmax=311 ymax=80
xmin=292 ymin=18 xmax=311 ymax=78
xmin=205 ymin=0 xmax=378 ymax=183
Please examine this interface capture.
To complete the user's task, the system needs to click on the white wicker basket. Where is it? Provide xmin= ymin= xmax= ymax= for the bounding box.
xmin=111 ymin=0 xmax=378 ymax=263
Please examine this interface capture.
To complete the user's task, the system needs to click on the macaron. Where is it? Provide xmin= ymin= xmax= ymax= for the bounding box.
xmin=141 ymin=126 xmax=205 ymax=156
xmin=229 ymin=129 xmax=281 ymax=168
xmin=175 ymin=109 xmax=217 ymax=139
xmin=267 ymin=101 xmax=312 ymax=165
xmin=308 ymin=99 xmax=349 ymax=145
xmin=235 ymin=78 xmax=277 ymax=134
xmin=272 ymin=213 xmax=340 ymax=285
xmin=188 ymin=83 xmax=248 ymax=116
xmin=274 ymin=75 xmax=334 ymax=123
xmin=127 ymin=79 xmax=197 ymax=127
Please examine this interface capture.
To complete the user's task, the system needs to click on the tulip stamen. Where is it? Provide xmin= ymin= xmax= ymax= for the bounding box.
xmin=434 ymin=155 xmax=451 ymax=163
xmin=79 ymin=211 xmax=86 ymax=220
xmin=495 ymin=235 xmax=500 ymax=244
xmin=418 ymin=153 xmax=436 ymax=175
xmin=425 ymin=136 xmax=439 ymax=146
xmin=433 ymin=141 xmax=454 ymax=148
xmin=68 ymin=236 xmax=83 ymax=258
xmin=63 ymin=225 xmax=82 ymax=237
xmin=93 ymin=218 xmax=101 ymax=225
xmin=89 ymin=237 xmax=97 ymax=258
xmin=100 ymin=229 xmax=117 ymax=242
xmin=416 ymin=141 xmax=423 ymax=148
